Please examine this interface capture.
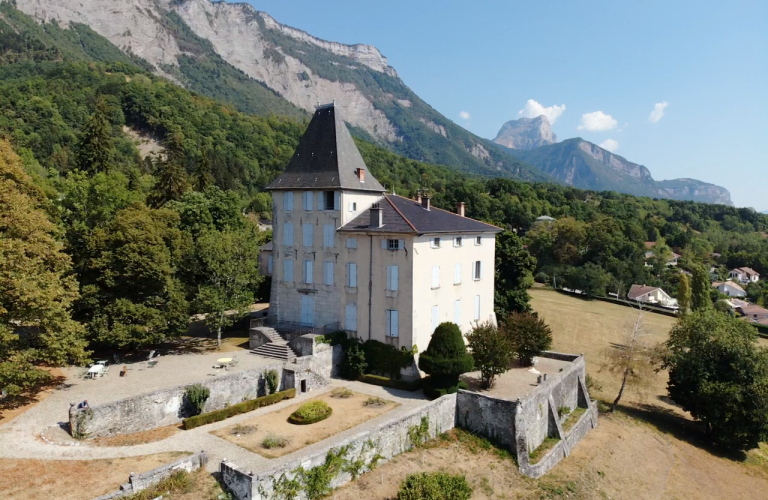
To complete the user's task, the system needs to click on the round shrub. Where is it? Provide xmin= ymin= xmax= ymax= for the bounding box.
xmin=418 ymin=322 xmax=473 ymax=391
xmin=534 ymin=271 xmax=549 ymax=284
xmin=396 ymin=472 xmax=472 ymax=500
xmin=288 ymin=400 xmax=332 ymax=425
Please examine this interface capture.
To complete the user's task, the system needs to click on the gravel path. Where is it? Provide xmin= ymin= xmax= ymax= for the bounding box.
xmin=0 ymin=349 xmax=429 ymax=474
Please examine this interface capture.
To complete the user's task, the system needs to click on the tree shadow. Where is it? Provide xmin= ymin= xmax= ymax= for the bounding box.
xmin=612 ymin=400 xmax=749 ymax=463
xmin=0 ymin=373 xmax=67 ymax=419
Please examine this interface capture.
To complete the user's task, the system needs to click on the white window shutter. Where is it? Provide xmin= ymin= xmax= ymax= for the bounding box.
xmin=474 ymin=295 xmax=481 ymax=320
xmin=480 ymin=261 xmax=484 ymax=280
xmin=318 ymin=193 xmax=325 ymax=210
xmin=323 ymin=224 xmax=334 ymax=248
xmin=385 ymin=310 xmax=391 ymax=336
xmin=382 ymin=239 xmax=387 ymax=249
xmin=345 ymin=303 xmax=357 ymax=331
xmin=399 ymin=239 xmax=404 ymax=250
xmin=267 ymin=255 xmax=273 ymax=274
xmin=324 ymin=262 xmax=333 ymax=285
xmin=431 ymin=306 xmax=439 ymax=332
xmin=334 ymin=191 xmax=340 ymax=210
xmin=454 ymin=263 xmax=461 ymax=284
xmin=284 ymin=260 xmax=293 ymax=282
xmin=348 ymin=263 xmax=357 ymax=288
xmin=284 ymin=223 xmax=293 ymax=246
xmin=432 ymin=266 xmax=440 ymax=288
xmin=391 ymin=310 xmax=399 ymax=337
xmin=392 ymin=266 xmax=398 ymax=291
xmin=304 ymin=260 xmax=313 ymax=284
xmin=284 ymin=192 xmax=293 ymax=211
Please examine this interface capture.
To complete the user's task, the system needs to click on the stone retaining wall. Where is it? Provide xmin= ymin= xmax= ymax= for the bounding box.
xmin=70 ymin=365 xmax=281 ymax=438
xmin=456 ymin=390 xmax=517 ymax=449
xmin=90 ymin=451 xmax=207 ymax=500
xmin=221 ymin=394 xmax=457 ymax=500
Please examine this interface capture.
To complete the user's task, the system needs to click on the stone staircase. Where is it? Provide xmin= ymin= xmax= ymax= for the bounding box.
xmin=250 ymin=327 xmax=298 ymax=362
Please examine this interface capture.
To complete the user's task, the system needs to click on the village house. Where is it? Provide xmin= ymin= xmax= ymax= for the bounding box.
xmin=627 ymin=284 xmax=679 ymax=309
xmin=265 ymin=103 xmax=500 ymax=354
xmin=736 ymin=304 xmax=768 ymax=322
xmin=712 ymin=280 xmax=747 ymax=298
xmin=643 ymin=242 xmax=680 ymax=267
xmin=729 ymin=267 xmax=760 ymax=284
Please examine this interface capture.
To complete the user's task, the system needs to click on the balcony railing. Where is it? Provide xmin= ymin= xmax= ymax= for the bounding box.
xmin=250 ymin=315 xmax=341 ymax=337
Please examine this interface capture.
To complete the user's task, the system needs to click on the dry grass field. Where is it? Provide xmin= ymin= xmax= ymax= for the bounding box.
xmin=0 ymin=452 xmax=190 ymax=500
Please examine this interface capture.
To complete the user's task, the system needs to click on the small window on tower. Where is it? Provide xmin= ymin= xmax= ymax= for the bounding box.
xmin=387 ymin=239 xmax=401 ymax=250
xmin=323 ymin=191 xmax=335 ymax=210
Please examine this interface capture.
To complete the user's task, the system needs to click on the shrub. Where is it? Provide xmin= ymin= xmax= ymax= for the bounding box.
xmin=363 ymin=397 xmax=387 ymax=407
xmin=465 ymin=320 xmax=513 ymax=389
xmin=289 ymin=400 xmax=332 ymax=425
xmin=534 ymin=271 xmax=549 ymax=284
xmin=501 ymin=313 xmax=552 ymax=366
xmin=331 ymin=387 xmax=353 ymax=398
xmin=362 ymin=340 xmax=415 ymax=379
xmin=184 ymin=384 xmax=210 ymax=416
xmin=418 ymin=322 xmax=473 ymax=392
xmin=183 ymin=389 xmax=295 ymax=429
xmin=265 ymin=369 xmax=279 ymax=395
xmin=359 ymin=374 xmax=422 ymax=391
xmin=557 ymin=406 xmax=571 ymax=418
xmin=261 ymin=434 xmax=290 ymax=449
xmin=341 ymin=341 xmax=368 ymax=380
xmin=230 ymin=424 xmax=257 ymax=436
xmin=422 ymin=378 xmax=468 ymax=400
xmin=396 ymin=472 xmax=472 ymax=500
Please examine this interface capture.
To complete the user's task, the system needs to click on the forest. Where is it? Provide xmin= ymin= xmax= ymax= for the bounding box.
xmin=2 ymin=3 xmax=768 ymax=400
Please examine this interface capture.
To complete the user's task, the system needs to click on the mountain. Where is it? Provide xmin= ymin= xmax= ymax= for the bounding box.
xmin=9 ymin=0 xmax=549 ymax=183
xmin=509 ymin=138 xmax=733 ymax=205
xmin=493 ymin=116 xmax=557 ymax=150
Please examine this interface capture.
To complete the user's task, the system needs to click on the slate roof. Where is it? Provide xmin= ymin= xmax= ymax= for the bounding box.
xmin=627 ymin=284 xmax=661 ymax=300
xmin=266 ymin=103 xmax=385 ymax=193
xmin=338 ymin=195 xmax=502 ymax=235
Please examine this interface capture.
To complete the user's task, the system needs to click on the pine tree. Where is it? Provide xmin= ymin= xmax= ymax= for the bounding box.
xmin=149 ymin=133 xmax=188 ymax=207
xmin=75 ymin=96 xmax=114 ymax=173
xmin=677 ymin=273 xmax=692 ymax=314
xmin=193 ymin=145 xmax=214 ymax=192
xmin=691 ymin=265 xmax=712 ymax=311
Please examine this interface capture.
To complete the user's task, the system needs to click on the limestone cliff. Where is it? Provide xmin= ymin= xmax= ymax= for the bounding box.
xmin=493 ymin=116 xmax=557 ymax=150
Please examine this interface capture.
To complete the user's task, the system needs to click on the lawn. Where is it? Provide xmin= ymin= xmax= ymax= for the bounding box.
xmin=211 ymin=389 xmax=397 ymax=458
xmin=0 ymin=453 xmax=190 ymax=500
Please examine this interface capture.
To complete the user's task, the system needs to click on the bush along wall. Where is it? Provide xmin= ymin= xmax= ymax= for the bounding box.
xmin=182 ymin=389 xmax=295 ymax=429
xmin=359 ymin=374 xmax=422 ymax=392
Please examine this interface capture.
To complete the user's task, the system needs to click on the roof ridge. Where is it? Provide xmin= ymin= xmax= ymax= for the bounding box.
xmin=389 ymin=194 xmax=503 ymax=231
xmin=385 ymin=195 xmax=417 ymax=232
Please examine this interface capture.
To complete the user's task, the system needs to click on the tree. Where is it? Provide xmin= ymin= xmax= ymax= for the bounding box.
xmin=419 ymin=322 xmax=474 ymax=391
xmin=660 ymin=310 xmax=768 ymax=450
xmin=564 ymin=263 xmax=612 ymax=298
xmin=193 ymin=226 xmax=263 ymax=348
xmin=501 ymin=313 xmax=553 ymax=366
xmin=600 ymin=309 xmax=656 ymax=411
xmin=193 ymin=145 xmax=214 ymax=192
xmin=149 ymin=133 xmax=188 ymax=207
xmin=0 ymin=140 xmax=89 ymax=398
xmin=494 ymin=231 xmax=536 ymax=316
xmin=690 ymin=265 xmax=712 ymax=311
xmin=465 ymin=321 xmax=513 ymax=389
xmin=677 ymin=273 xmax=691 ymax=314
xmin=75 ymin=95 xmax=114 ymax=174
xmin=78 ymin=205 xmax=190 ymax=348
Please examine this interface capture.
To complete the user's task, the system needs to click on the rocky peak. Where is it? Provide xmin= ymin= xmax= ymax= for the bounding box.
xmin=492 ymin=115 xmax=557 ymax=150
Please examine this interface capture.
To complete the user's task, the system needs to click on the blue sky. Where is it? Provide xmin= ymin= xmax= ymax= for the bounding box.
xmin=249 ymin=0 xmax=767 ymax=209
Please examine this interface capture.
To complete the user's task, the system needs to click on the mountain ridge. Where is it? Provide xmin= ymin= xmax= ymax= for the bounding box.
xmin=493 ymin=116 xmax=557 ymax=150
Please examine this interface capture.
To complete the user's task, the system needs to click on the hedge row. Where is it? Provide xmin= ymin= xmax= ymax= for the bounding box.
xmin=288 ymin=407 xmax=332 ymax=425
xmin=359 ymin=374 xmax=422 ymax=392
xmin=182 ymin=388 xmax=296 ymax=429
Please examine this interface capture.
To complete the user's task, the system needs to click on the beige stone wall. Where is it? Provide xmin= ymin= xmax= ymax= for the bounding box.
xmin=411 ymin=233 xmax=496 ymax=351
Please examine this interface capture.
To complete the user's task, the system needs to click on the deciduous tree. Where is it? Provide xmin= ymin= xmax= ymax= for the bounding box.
xmin=75 ymin=95 xmax=114 ymax=174
xmin=465 ymin=321 xmax=512 ymax=389
xmin=691 ymin=265 xmax=712 ymax=311
xmin=677 ymin=273 xmax=691 ymax=314
xmin=494 ymin=231 xmax=536 ymax=316
xmin=501 ymin=313 xmax=552 ymax=366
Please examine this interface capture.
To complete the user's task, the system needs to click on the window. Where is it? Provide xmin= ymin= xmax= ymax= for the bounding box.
xmin=267 ymin=254 xmax=273 ymax=274
xmin=473 ymin=260 xmax=483 ymax=281
xmin=386 ymin=310 xmax=399 ymax=337
xmin=303 ymin=223 xmax=314 ymax=247
xmin=386 ymin=266 xmax=399 ymax=291
xmin=323 ymin=224 xmax=335 ymax=248
xmin=323 ymin=261 xmax=334 ymax=286
xmin=349 ymin=202 xmax=357 ymax=212
xmin=324 ymin=191 xmax=337 ymax=210
xmin=432 ymin=265 xmax=440 ymax=289
xmin=454 ymin=300 xmax=461 ymax=325
xmin=283 ymin=259 xmax=294 ymax=282
xmin=283 ymin=222 xmax=294 ymax=246
xmin=431 ymin=306 xmax=439 ymax=333
xmin=303 ymin=260 xmax=313 ymax=284
xmin=474 ymin=295 xmax=481 ymax=321
xmin=387 ymin=239 xmax=403 ymax=250
xmin=284 ymin=191 xmax=294 ymax=211
xmin=347 ymin=263 xmax=357 ymax=288
xmin=475 ymin=236 xmax=482 ymax=246
xmin=454 ymin=263 xmax=461 ymax=285
xmin=302 ymin=191 xmax=313 ymax=211
xmin=454 ymin=237 xmax=462 ymax=247
xmin=346 ymin=238 xmax=358 ymax=249
xmin=345 ymin=303 xmax=357 ymax=331
xmin=431 ymin=237 xmax=441 ymax=249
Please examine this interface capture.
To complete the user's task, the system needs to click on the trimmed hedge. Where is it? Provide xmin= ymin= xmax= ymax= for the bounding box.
xmin=182 ymin=388 xmax=296 ymax=430
xmin=288 ymin=400 xmax=332 ymax=425
xmin=359 ymin=374 xmax=422 ymax=392
xmin=422 ymin=378 xmax=468 ymax=400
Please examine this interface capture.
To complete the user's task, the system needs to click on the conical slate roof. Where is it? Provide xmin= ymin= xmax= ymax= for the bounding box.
xmin=266 ymin=103 xmax=385 ymax=192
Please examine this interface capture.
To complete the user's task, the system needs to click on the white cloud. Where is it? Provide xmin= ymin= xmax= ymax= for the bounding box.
xmin=517 ymin=99 xmax=566 ymax=124
xmin=648 ymin=101 xmax=669 ymax=123
xmin=459 ymin=111 xmax=470 ymax=120
xmin=577 ymin=111 xmax=618 ymax=131
xmin=599 ymin=139 xmax=619 ymax=152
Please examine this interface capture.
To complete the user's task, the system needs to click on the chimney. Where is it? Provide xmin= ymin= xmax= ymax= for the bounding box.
xmin=369 ymin=203 xmax=382 ymax=228
xmin=457 ymin=202 xmax=465 ymax=217
xmin=421 ymin=195 xmax=430 ymax=211
xmin=357 ymin=168 xmax=365 ymax=182
xmin=415 ymin=192 xmax=422 ymax=203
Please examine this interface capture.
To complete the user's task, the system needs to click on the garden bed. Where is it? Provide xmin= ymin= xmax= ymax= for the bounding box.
xmin=561 ymin=407 xmax=587 ymax=434
xmin=211 ymin=389 xmax=397 ymax=458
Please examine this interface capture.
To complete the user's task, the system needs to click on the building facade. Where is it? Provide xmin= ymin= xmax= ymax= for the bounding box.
xmin=266 ymin=103 xmax=500 ymax=354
